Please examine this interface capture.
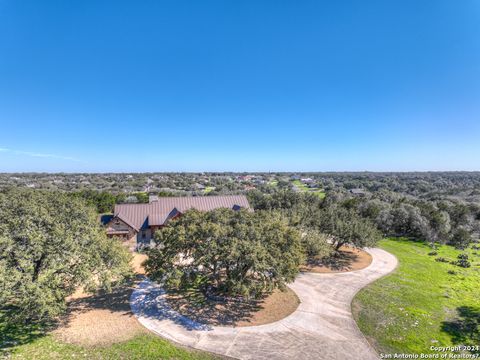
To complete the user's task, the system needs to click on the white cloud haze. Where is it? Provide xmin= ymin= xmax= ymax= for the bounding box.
xmin=0 ymin=147 xmax=83 ymax=162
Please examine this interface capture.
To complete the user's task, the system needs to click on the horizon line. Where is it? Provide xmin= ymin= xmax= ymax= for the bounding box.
xmin=1 ymin=170 xmax=480 ymax=174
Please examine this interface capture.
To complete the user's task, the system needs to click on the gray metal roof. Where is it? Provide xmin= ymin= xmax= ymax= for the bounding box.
xmin=114 ymin=195 xmax=251 ymax=230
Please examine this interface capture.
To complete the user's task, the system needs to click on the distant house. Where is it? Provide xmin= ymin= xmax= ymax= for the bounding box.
xmin=193 ymin=183 xmax=206 ymax=190
xmin=349 ymin=188 xmax=366 ymax=196
xmin=124 ymin=195 xmax=139 ymax=203
xmin=105 ymin=195 xmax=251 ymax=250
xmin=148 ymin=194 xmax=159 ymax=203
xmin=300 ymin=178 xmax=314 ymax=184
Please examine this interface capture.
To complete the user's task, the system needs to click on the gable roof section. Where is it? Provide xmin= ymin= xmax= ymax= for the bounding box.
xmin=115 ymin=212 xmax=140 ymax=231
xmin=114 ymin=195 xmax=251 ymax=231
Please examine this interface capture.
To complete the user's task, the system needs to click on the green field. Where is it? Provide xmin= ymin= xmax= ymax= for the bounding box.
xmin=3 ymin=333 xmax=216 ymax=360
xmin=0 ymin=308 xmax=215 ymax=360
xmin=291 ymin=180 xmax=326 ymax=199
xmin=267 ymin=180 xmax=278 ymax=187
xmin=203 ymin=186 xmax=215 ymax=194
xmin=353 ymin=238 xmax=480 ymax=355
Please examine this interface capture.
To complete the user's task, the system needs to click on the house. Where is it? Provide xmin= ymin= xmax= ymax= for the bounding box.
xmin=349 ymin=188 xmax=366 ymax=196
xmin=300 ymin=178 xmax=314 ymax=184
xmin=105 ymin=195 xmax=251 ymax=250
xmin=148 ymin=194 xmax=159 ymax=203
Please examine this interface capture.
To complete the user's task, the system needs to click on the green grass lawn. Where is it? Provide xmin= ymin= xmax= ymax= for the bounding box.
xmin=5 ymin=334 xmax=216 ymax=360
xmin=0 ymin=309 xmax=216 ymax=360
xmin=203 ymin=186 xmax=215 ymax=194
xmin=353 ymin=238 xmax=480 ymax=355
xmin=291 ymin=180 xmax=326 ymax=199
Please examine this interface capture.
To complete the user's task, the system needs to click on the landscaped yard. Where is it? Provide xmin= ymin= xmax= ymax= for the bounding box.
xmin=267 ymin=179 xmax=278 ymax=187
xmin=203 ymin=186 xmax=216 ymax=194
xmin=166 ymin=286 xmax=300 ymax=327
xmin=352 ymin=238 xmax=480 ymax=355
xmin=301 ymin=246 xmax=372 ymax=273
xmin=1 ymin=252 xmax=218 ymax=360
xmin=4 ymin=333 xmax=216 ymax=360
xmin=291 ymin=180 xmax=326 ymax=198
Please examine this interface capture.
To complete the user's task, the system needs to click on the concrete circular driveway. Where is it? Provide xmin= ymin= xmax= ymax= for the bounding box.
xmin=130 ymin=248 xmax=397 ymax=360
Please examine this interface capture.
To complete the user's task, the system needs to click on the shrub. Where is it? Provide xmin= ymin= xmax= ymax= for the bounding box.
xmin=428 ymin=251 xmax=438 ymax=256
xmin=455 ymin=259 xmax=471 ymax=268
xmin=435 ymin=257 xmax=449 ymax=263
xmin=451 ymin=254 xmax=472 ymax=268
xmin=447 ymin=270 xmax=457 ymax=275
xmin=449 ymin=228 xmax=473 ymax=250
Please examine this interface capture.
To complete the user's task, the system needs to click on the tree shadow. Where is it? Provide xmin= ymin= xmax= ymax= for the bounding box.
xmin=303 ymin=248 xmax=366 ymax=272
xmin=317 ymin=251 xmax=360 ymax=271
xmin=56 ymin=275 xmax=145 ymax=328
xmin=130 ymin=279 xmax=214 ymax=331
xmin=441 ymin=306 xmax=480 ymax=354
xmin=1 ymin=276 xmax=143 ymax=353
xmin=165 ymin=288 xmax=264 ymax=327
xmin=0 ymin=307 xmax=52 ymax=352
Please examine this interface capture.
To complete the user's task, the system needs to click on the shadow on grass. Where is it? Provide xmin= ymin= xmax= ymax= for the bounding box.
xmin=55 ymin=276 xmax=144 ymax=330
xmin=1 ymin=277 xmax=141 ymax=352
xmin=441 ymin=306 xmax=480 ymax=354
xmin=0 ymin=307 xmax=51 ymax=351
xmin=62 ymin=284 xmax=134 ymax=318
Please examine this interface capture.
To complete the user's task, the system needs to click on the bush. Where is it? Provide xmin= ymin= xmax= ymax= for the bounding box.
xmin=450 ymin=253 xmax=471 ymax=268
xmin=449 ymin=228 xmax=473 ymax=250
xmin=455 ymin=259 xmax=471 ymax=268
xmin=447 ymin=270 xmax=457 ymax=275
xmin=428 ymin=251 xmax=438 ymax=256
xmin=435 ymin=257 xmax=449 ymax=263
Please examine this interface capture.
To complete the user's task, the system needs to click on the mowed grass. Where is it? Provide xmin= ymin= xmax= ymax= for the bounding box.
xmin=203 ymin=186 xmax=215 ymax=194
xmin=267 ymin=180 xmax=278 ymax=187
xmin=0 ymin=289 xmax=217 ymax=360
xmin=352 ymin=238 xmax=480 ymax=355
xmin=291 ymin=180 xmax=326 ymax=199
xmin=4 ymin=333 xmax=217 ymax=360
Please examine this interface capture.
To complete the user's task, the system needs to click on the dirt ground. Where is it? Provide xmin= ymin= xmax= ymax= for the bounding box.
xmin=131 ymin=252 xmax=148 ymax=275
xmin=53 ymin=253 xmax=149 ymax=346
xmin=166 ymin=287 xmax=300 ymax=327
xmin=301 ymin=246 xmax=372 ymax=273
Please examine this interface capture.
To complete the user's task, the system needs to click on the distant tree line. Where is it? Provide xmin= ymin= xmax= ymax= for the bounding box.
xmin=248 ymin=188 xmax=479 ymax=250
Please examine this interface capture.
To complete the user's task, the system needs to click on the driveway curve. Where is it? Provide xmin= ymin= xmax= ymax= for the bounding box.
xmin=130 ymin=248 xmax=397 ymax=360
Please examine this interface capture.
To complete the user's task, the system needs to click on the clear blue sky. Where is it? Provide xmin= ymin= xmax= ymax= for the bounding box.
xmin=0 ymin=0 xmax=479 ymax=172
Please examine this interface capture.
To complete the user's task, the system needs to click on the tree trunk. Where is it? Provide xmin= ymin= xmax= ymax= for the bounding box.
xmin=32 ymin=253 xmax=46 ymax=282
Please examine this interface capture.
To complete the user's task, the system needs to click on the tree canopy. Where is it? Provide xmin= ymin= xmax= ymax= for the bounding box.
xmin=305 ymin=206 xmax=382 ymax=250
xmin=145 ymin=208 xmax=304 ymax=299
xmin=0 ymin=188 xmax=132 ymax=322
